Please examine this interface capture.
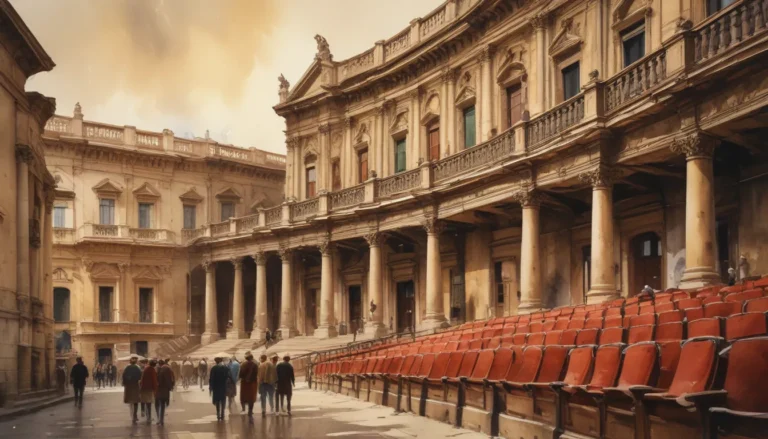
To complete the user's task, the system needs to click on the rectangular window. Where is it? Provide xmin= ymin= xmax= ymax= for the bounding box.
xmin=622 ymin=21 xmax=646 ymax=67
xmin=54 ymin=288 xmax=70 ymax=322
xmin=358 ymin=149 xmax=368 ymax=183
xmin=139 ymin=288 xmax=153 ymax=323
xmin=494 ymin=261 xmax=504 ymax=304
xmin=394 ymin=138 xmax=407 ymax=173
xmin=428 ymin=125 xmax=440 ymax=161
xmin=98 ymin=286 xmax=113 ymax=322
xmin=135 ymin=341 xmax=148 ymax=357
xmin=708 ymin=0 xmax=736 ymax=15
xmin=506 ymin=85 xmax=523 ymax=128
xmin=138 ymin=203 xmax=153 ymax=229
xmin=562 ymin=62 xmax=581 ymax=101
xmin=183 ymin=205 xmax=196 ymax=229
xmin=331 ymin=161 xmax=341 ymax=191
xmin=99 ymin=199 xmax=115 ymax=225
xmin=305 ymin=167 xmax=317 ymax=198
xmin=53 ymin=206 xmax=66 ymax=228
xmin=582 ymin=245 xmax=591 ymax=302
xmin=463 ymin=106 xmax=476 ymax=148
xmin=220 ymin=202 xmax=235 ymax=221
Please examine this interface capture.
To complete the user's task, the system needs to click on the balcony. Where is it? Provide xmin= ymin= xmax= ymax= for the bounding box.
xmin=77 ymin=224 xmax=176 ymax=245
xmin=433 ymin=128 xmax=516 ymax=182
xmin=693 ymin=0 xmax=768 ymax=67
xmin=79 ymin=320 xmax=175 ymax=336
xmin=52 ymin=228 xmax=75 ymax=245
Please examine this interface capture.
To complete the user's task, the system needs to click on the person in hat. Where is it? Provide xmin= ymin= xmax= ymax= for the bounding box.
xmin=208 ymin=357 xmax=230 ymax=421
xmin=257 ymin=353 xmax=277 ymax=416
xmin=276 ymin=355 xmax=295 ymax=415
xmin=122 ymin=355 xmax=142 ymax=423
xmin=139 ymin=359 xmax=159 ymax=425
xmin=238 ymin=351 xmax=259 ymax=416
xmin=181 ymin=357 xmax=194 ymax=389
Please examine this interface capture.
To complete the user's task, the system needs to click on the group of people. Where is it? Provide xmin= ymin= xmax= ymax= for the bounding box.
xmin=121 ymin=356 xmax=176 ymax=425
xmin=208 ymin=352 xmax=294 ymax=420
xmin=93 ymin=362 xmax=118 ymax=388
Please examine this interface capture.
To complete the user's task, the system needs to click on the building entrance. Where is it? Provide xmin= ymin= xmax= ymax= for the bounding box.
xmin=396 ymin=281 xmax=415 ymax=333
xmin=631 ymin=232 xmax=662 ymax=295
xmin=348 ymin=286 xmax=362 ymax=333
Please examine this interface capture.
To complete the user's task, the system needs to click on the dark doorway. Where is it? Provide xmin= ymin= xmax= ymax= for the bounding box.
xmin=348 ymin=286 xmax=362 ymax=329
xmin=631 ymin=232 xmax=662 ymax=295
xmin=134 ymin=342 xmax=148 ymax=358
xmin=55 ymin=331 xmax=72 ymax=355
xmin=305 ymin=288 xmax=317 ymax=335
xmin=97 ymin=347 xmax=112 ymax=365
xmin=98 ymin=287 xmax=113 ymax=322
xmin=53 ymin=288 xmax=70 ymax=322
xmin=396 ymin=281 xmax=415 ymax=333
xmin=215 ymin=262 xmax=234 ymax=336
xmin=190 ymin=267 xmax=205 ymax=335
xmin=139 ymin=288 xmax=153 ymax=323
xmin=717 ymin=220 xmax=731 ymax=282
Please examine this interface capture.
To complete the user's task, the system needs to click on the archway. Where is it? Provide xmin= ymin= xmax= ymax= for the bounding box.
xmin=630 ymin=232 xmax=662 ymax=295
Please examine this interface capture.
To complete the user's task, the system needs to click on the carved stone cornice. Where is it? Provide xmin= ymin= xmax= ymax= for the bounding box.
xmin=578 ymin=166 xmax=621 ymax=189
xmin=253 ymin=251 xmax=266 ymax=265
xmin=422 ymin=217 xmax=446 ymax=235
xmin=670 ymin=132 xmax=718 ymax=160
xmin=15 ymin=144 xmax=34 ymax=164
xmin=512 ymin=189 xmax=542 ymax=208
xmin=230 ymin=257 xmax=243 ymax=270
xmin=364 ymin=231 xmax=385 ymax=248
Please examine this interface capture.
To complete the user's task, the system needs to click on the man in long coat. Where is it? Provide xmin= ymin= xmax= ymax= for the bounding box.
xmin=181 ymin=357 xmax=194 ymax=389
xmin=140 ymin=359 xmax=159 ymax=425
xmin=122 ymin=356 xmax=142 ymax=423
xmin=208 ymin=357 xmax=229 ymax=421
xmin=156 ymin=359 xmax=174 ymax=425
xmin=276 ymin=355 xmax=295 ymax=415
xmin=238 ymin=352 xmax=259 ymax=416
xmin=70 ymin=357 xmax=88 ymax=408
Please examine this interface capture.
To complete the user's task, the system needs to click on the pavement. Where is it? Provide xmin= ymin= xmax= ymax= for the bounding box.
xmin=0 ymin=381 xmax=488 ymax=439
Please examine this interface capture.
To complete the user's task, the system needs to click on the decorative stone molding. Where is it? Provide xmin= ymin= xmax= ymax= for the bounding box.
xmin=15 ymin=144 xmax=35 ymax=164
xmin=364 ymin=231 xmax=385 ymax=247
xmin=477 ymin=45 xmax=495 ymax=64
xmin=117 ymin=262 xmax=129 ymax=273
xmin=344 ymin=117 xmax=352 ymax=128
xmin=17 ymin=294 xmax=30 ymax=314
xmin=530 ymin=13 xmax=548 ymax=30
xmin=202 ymin=259 xmax=214 ymax=272
xmin=286 ymin=136 xmax=299 ymax=150
xmin=670 ymin=132 xmax=718 ymax=160
xmin=422 ymin=217 xmax=446 ymax=235
xmin=278 ymin=244 xmax=293 ymax=261
xmin=318 ymin=235 xmax=333 ymax=255
xmin=578 ymin=166 xmax=621 ymax=189
xmin=513 ymin=189 xmax=543 ymax=208
xmin=318 ymin=123 xmax=331 ymax=135
xmin=230 ymin=257 xmax=243 ymax=270
xmin=253 ymin=251 xmax=266 ymax=265
xmin=82 ymin=258 xmax=95 ymax=273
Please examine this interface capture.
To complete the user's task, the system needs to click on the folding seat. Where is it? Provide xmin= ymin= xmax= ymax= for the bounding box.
xmin=504 ymin=315 xmax=520 ymax=325
xmin=584 ymin=317 xmax=604 ymax=330
xmin=671 ymin=291 xmax=690 ymax=301
xmin=656 ymin=341 xmax=682 ymax=390
xmin=401 ymin=353 xmax=434 ymax=413
xmin=703 ymin=295 xmax=724 ymax=305
xmin=457 ymin=340 xmax=471 ymax=351
xmin=688 ymin=316 xmax=724 ymax=338
xmin=417 ymin=344 xmax=433 ymax=354
xmin=500 ymin=335 xmax=514 ymax=348
xmin=517 ymin=315 xmax=531 ymax=324
xmin=575 ymin=328 xmax=598 ymax=345
xmin=704 ymin=301 xmax=743 ymax=318
xmin=365 ymin=356 xmax=394 ymax=403
xmin=484 ymin=336 xmax=502 ymax=349
xmin=358 ymin=357 xmax=386 ymax=400
xmin=655 ymin=322 xmax=684 ymax=342
xmin=609 ymin=298 xmax=626 ymax=308
xmin=567 ymin=319 xmax=586 ymax=330
xmin=501 ymin=325 xmax=515 ymax=336
xmin=657 ymin=309 xmax=684 ymax=324
xmin=459 ymin=322 xmax=474 ymax=330
xmin=604 ymin=315 xmax=623 ymax=328
xmin=746 ymin=296 xmax=768 ymax=312
xmin=472 ymin=321 xmax=487 ymax=329
xmin=454 ymin=350 xmax=497 ymax=433
xmin=725 ymin=312 xmax=768 ymax=341
xmin=423 ymin=350 xmax=479 ymax=425
xmin=512 ymin=332 xmax=527 ymax=345
xmin=675 ymin=297 xmax=702 ymax=310
xmin=414 ymin=352 xmax=453 ymax=414
xmin=719 ymin=285 xmax=745 ymax=294
xmin=638 ymin=303 xmax=655 ymax=315
xmin=544 ymin=309 xmax=561 ymax=320
xmin=561 ymin=328 xmax=579 ymax=345
xmin=487 ymin=317 xmax=504 ymax=326
xmin=726 ymin=289 xmax=764 ymax=303
xmin=527 ymin=332 xmax=546 ymax=346
xmin=653 ymin=292 xmax=673 ymax=304
xmin=628 ymin=313 xmax=656 ymax=328
xmin=558 ymin=306 xmax=575 ymax=317
xmin=541 ymin=320 xmax=556 ymax=332
xmin=584 ymin=305 xmax=600 ymax=312
xmin=624 ymin=304 xmax=640 ymax=317
xmin=684 ymin=306 xmax=705 ymax=321
xmin=599 ymin=327 xmax=626 ymax=345
xmin=443 ymin=341 xmax=460 ymax=352
xmin=430 ymin=342 xmax=447 ymax=353
xmin=586 ymin=309 xmax=605 ymax=319
xmin=515 ymin=323 xmax=530 ymax=334
xmin=446 ymin=332 xmax=462 ymax=342
xmin=481 ymin=328 xmax=499 ymax=339
xmin=625 ymin=296 xmax=640 ymax=306
xmin=627 ymin=324 xmax=655 ymax=344
xmin=460 ymin=330 xmax=474 ymax=341
xmin=571 ymin=310 xmax=587 ymax=322
xmin=604 ymin=307 xmax=622 ymax=317
xmin=530 ymin=312 xmax=545 ymax=320
xmin=554 ymin=317 xmax=570 ymax=330
xmin=471 ymin=329 xmax=485 ymax=340
xmin=495 ymin=345 xmax=545 ymax=436
xmin=529 ymin=321 xmax=543 ymax=333
xmin=544 ymin=330 xmax=563 ymax=346
xmin=469 ymin=339 xmax=484 ymax=350
xmin=654 ymin=301 xmax=675 ymax=313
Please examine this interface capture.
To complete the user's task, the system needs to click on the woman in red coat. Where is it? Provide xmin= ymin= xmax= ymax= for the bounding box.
xmin=139 ymin=359 xmax=159 ymax=425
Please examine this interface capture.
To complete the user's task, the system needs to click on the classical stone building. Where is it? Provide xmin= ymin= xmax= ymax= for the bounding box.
xmin=43 ymin=106 xmax=286 ymax=364
xmin=0 ymin=0 xmax=58 ymax=405
xmin=180 ymin=0 xmax=768 ymax=343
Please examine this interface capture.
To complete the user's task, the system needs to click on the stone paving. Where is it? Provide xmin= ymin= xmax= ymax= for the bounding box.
xmin=0 ymin=382 xmax=487 ymax=438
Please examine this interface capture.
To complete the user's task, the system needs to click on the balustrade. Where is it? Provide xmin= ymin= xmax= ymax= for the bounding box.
xmin=236 ymin=214 xmax=260 ymax=232
xmin=605 ymin=50 xmax=666 ymax=113
xmin=182 ymin=228 xmax=205 ymax=242
xmin=421 ymin=6 xmax=447 ymax=37
xmin=385 ymin=30 xmax=411 ymax=58
xmin=136 ymin=132 xmax=161 ymax=148
xmin=377 ymin=168 xmax=421 ymax=198
xmin=329 ymin=184 xmax=365 ymax=210
xmin=695 ymin=0 xmax=768 ymax=64
xmin=291 ymin=198 xmax=319 ymax=221
xmin=210 ymin=221 xmax=230 ymax=237
xmin=93 ymin=224 xmax=119 ymax=237
xmin=45 ymin=117 xmax=71 ymax=133
xmin=526 ymin=94 xmax=585 ymax=150
xmin=433 ymin=129 xmax=516 ymax=181
xmin=265 ymin=206 xmax=282 ymax=226
xmin=84 ymin=123 xmax=124 ymax=142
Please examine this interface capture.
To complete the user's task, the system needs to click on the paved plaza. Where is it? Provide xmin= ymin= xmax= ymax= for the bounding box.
xmin=0 ymin=382 xmax=487 ymax=439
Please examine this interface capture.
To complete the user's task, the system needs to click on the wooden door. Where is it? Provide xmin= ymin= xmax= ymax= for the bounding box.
xmin=428 ymin=125 xmax=440 ymax=161
xmin=358 ymin=149 xmax=368 ymax=182
xmin=396 ymin=281 xmax=415 ymax=333
xmin=506 ymin=85 xmax=522 ymax=128
xmin=631 ymin=233 xmax=662 ymax=295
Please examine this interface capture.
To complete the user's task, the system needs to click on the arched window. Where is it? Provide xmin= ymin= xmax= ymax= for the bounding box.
xmin=54 ymin=287 xmax=70 ymax=322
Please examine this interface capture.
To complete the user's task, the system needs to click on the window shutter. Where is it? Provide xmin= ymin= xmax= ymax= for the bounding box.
xmin=463 ymin=106 xmax=476 ymax=147
xmin=395 ymin=139 xmax=407 ymax=173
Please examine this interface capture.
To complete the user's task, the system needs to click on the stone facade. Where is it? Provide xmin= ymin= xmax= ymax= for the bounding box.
xmin=0 ymin=0 xmax=58 ymax=406
xmin=186 ymin=0 xmax=768 ymax=342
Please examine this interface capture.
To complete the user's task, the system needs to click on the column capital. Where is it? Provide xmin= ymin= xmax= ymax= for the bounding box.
xmin=202 ymin=259 xmax=215 ymax=272
xmin=318 ymin=123 xmax=331 ymax=135
xmin=344 ymin=116 xmax=353 ymax=128
xmin=512 ymin=189 xmax=542 ymax=208
xmin=230 ymin=257 xmax=243 ymax=270
xmin=286 ymin=135 xmax=299 ymax=150
xmin=278 ymin=244 xmax=293 ymax=261
xmin=364 ymin=231 xmax=385 ymax=247
xmin=253 ymin=251 xmax=266 ymax=265
xmin=117 ymin=262 xmax=129 ymax=273
xmin=477 ymin=45 xmax=495 ymax=64
xmin=531 ymin=13 xmax=549 ymax=30
xmin=670 ymin=132 xmax=718 ymax=160
xmin=422 ymin=217 xmax=446 ymax=235
xmin=15 ymin=144 xmax=34 ymax=164
xmin=318 ymin=235 xmax=334 ymax=255
xmin=578 ymin=166 xmax=621 ymax=189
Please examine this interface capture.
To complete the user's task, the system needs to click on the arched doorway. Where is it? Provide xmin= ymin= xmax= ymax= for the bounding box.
xmin=630 ymin=232 xmax=662 ymax=295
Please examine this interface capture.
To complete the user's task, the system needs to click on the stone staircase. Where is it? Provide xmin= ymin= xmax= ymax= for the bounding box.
xmin=184 ymin=338 xmax=264 ymax=360
xmin=153 ymin=335 xmax=201 ymax=359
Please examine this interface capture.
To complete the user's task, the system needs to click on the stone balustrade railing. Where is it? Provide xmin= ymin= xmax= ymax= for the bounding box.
xmin=694 ymin=0 xmax=767 ymax=64
xmin=46 ymin=116 xmax=71 ymax=134
xmin=421 ymin=5 xmax=447 ymax=38
xmin=182 ymin=227 xmax=205 ymax=243
xmin=605 ymin=49 xmax=667 ymax=113
xmin=79 ymin=321 xmax=174 ymax=335
xmin=210 ymin=221 xmax=231 ymax=237
xmin=265 ymin=206 xmax=282 ymax=226
xmin=236 ymin=214 xmax=260 ymax=233
xmin=526 ymin=94 xmax=585 ymax=151
xmin=291 ymin=197 xmax=320 ymax=221
xmin=129 ymin=228 xmax=174 ymax=242
xmin=377 ymin=168 xmax=421 ymax=198
xmin=52 ymin=227 xmax=75 ymax=244
xmin=136 ymin=131 xmax=162 ymax=149
xmin=384 ymin=29 xmax=411 ymax=58
xmin=433 ymin=128 xmax=516 ymax=182
xmin=329 ymin=184 xmax=366 ymax=211
xmin=84 ymin=122 xmax=124 ymax=143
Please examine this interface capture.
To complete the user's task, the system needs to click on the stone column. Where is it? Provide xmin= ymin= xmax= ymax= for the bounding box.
xmin=285 ymin=137 xmax=297 ymax=200
xmin=293 ymin=143 xmax=302 ymax=200
xmin=278 ymin=246 xmax=298 ymax=338
xmin=315 ymin=237 xmax=338 ymax=338
xmin=673 ymin=133 xmax=720 ymax=288
xmin=515 ymin=190 xmax=543 ymax=312
xmin=227 ymin=257 xmax=245 ymax=339
xmin=446 ymin=71 xmax=456 ymax=153
xmin=580 ymin=167 xmax=620 ymax=304
xmin=117 ymin=263 xmax=129 ymax=322
xmin=479 ymin=45 xmax=495 ymax=142
xmin=201 ymin=260 xmax=219 ymax=345
xmin=16 ymin=146 xmax=32 ymax=394
xmin=409 ymin=91 xmax=421 ymax=168
xmin=532 ymin=15 xmax=547 ymax=114
xmin=251 ymin=252 xmax=267 ymax=340
xmin=342 ymin=117 xmax=352 ymax=188
xmin=365 ymin=232 xmax=387 ymax=337
xmin=422 ymin=217 xmax=449 ymax=329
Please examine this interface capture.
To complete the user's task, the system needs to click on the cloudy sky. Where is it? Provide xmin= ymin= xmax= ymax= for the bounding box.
xmin=13 ymin=0 xmax=441 ymax=154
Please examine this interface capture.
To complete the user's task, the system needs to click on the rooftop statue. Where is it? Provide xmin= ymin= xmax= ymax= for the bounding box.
xmin=314 ymin=34 xmax=332 ymax=62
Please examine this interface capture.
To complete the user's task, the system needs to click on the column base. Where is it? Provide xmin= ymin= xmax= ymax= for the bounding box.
xmin=277 ymin=326 xmax=299 ymax=339
xmin=586 ymin=287 xmax=620 ymax=305
xmin=200 ymin=332 xmax=220 ymax=345
xmin=226 ymin=329 xmax=246 ymax=340
xmin=517 ymin=301 xmax=543 ymax=315
xmin=679 ymin=267 xmax=721 ymax=289
xmin=250 ymin=328 xmax=266 ymax=341
xmin=365 ymin=322 xmax=389 ymax=339
xmin=314 ymin=325 xmax=338 ymax=339
xmin=421 ymin=315 xmax=450 ymax=330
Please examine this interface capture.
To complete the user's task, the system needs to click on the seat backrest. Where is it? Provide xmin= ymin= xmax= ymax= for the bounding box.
xmin=427 ymin=352 xmax=452 ymax=380
xmin=515 ymin=324 xmax=530 ymax=334
xmin=481 ymin=328 xmax=496 ymax=339
xmin=366 ymin=357 xmax=384 ymax=374
xmin=444 ymin=351 xmax=465 ymax=378
xmin=542 ymin=320 xmax=556 ymax=332
xmin=487 ymin=347 xmax=514 ymax=380
xmin=545 ymin=330 xmax=563 ymax=346
xmin=653 ymin=293 xmax=673 ymax=304
xmin=416 ymin=354 xmax=435 ymax=378
xmin=704 ymin=301 xmax=742 ymax=318
xmin=502 ymin=326 xmax=515 ymax=336
xmin=746 ymin=297 xmax=768 ymax=313
xmin=469 ymin=339 xmax=484 ymax=350
xmin=721 ymin=337 xmax=768 ymax=412
xmin=725 ymin=312 xmax=768 ymax=341
xmin=531 ymin=312 xmax=545 ymax=320
xmin=586 ymin=309 xmax=605 ymax=319
xmin=535 ymin=345 xmax=570 ymax=383
xmin=340 ymin=360 xmax=353 ymax=374
xmin=504 ymin=315 xmax=520 ymax=325
xmin=554 ymin=318 xmax=570 ymax=330
xmin=563 ymin=346 xmax=595 ymax=386
xmin=605 ymin=307 xmax=622 ymax=317
xmin=500 ymin=336 xmax=514 ymax=348
xmin=567 ymin=319 xmax=586 ymax=330
xmin=628 ymin=324 xmax=655 ymax=344
xmin=527 ymin=332 xmax=546 ymax=345
xmin=657 ymin=310 xmax=684 ymax=325
xmin=725 ymin=289 xmax=763 ymax=303
xmin=443 ymin=341 xmax=460 ymax=352
xmin=676 ymin=297 xmax=702 ymax=310
xmin=417 ymin=344 xmax=433 ymax=354
xmin=576 ymin=328 xmax=599 ymax=345
xmin=588 ymin=344 xmax=624 ymax=388
xmin=639 ymin=304 xmax=656 ymax=315
xmin=456 ymin=350 xmax=480 ymax=378
xmin=376 ymin=357 xmax=392 ymax=374
xmin=655 ymin=322 xmax=684 ymax=342
xmin=387 ymin=356 xmax=404 ymax=374
xmin=485 ymin=336 xmax=502 ymax=349
xmin=460 ymin=331 xmax=474 ymax=341
xmin=629 ymin=313 xmax=656 ymax=328
xmin=469 ymin=349 xmax=495 ymax=379
xmin=666 ymin=337 xmax=720 ymax=397
xmin=530 ymin=321 xmax=543 ymax=332
xmin=657 ymin=341 xmax=682 ymax=389
xmin=604 ymin=315 xmax=623 ymax=328
xmin=508 ymin=345 xmax=543 ymax=383
xmin=561 ymin=329 xmax=580 ymax=346
xmin=616 ymin=342 xmax=658 ymax=388
xmin=688 ymin=317 xmax=723 ymax=338
xmin=599 ymin=327 xmax=625 ymax=345
xmin=624 ymin=304 xmax=640 ymax=317
xmin=401 ymin=355 xmax=417 ymax=375
xmin=458 ymin=340 xmax=471 ymax=351
xmin=584 ymin=318 xmax=604 ymax=330
xmin=351 ymin=359 xmax=366 ymax=374
xmin=431 ymin=342 xmax=447 ymax=353
xmin=702 ymin=295 xmax=724 ymax=305
xmin=472 ymin=321 xmax=487 ymax=329
xmin=654 ymin=302 xmax=675 ymax=313
xmin=512 ymin=333 xmax=528 ymax=345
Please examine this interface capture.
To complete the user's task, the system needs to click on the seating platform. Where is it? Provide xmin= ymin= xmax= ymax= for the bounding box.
xmin=310 ymin=281 xmax=768 ymax=439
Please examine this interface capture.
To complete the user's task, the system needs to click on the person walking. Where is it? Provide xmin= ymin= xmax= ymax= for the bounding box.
xmin=276 ymin=355 xmax=295 ymax=415
xmin=170 ymin=359 xmax=181 ymax=391
xmin=70 ymin=357 xmax=88 ymax=408
xmin=198 ymin=358 xmax=208 ymax=391
xmin=56 ymin=364 xmax=66 ymax=394
xmin=257 ymin=354 xmax=277 ymax=416
xmin=238 ymin=352 xmax=258 ymax=416
xmin=122 ymin=355 xmax=142 ymax=423
xmin=208 ymin=357 xmax=229 ymax=421
xmin=265 ymin=329 xmax=272 ymax=347
xmin=138 ymin=358 xmax=149 ymax=418
xmin=140 ymin=359 xmax=159 ymax=425
xmin=181 ymin=357 xmax=194 ymax=390
xmin=94 ymin=363 xmax=102 ymax=390
xmin=156 ymin=359 xmax=174 ymax=426
xmin=227 ymin=356 xmax=240 ymax=413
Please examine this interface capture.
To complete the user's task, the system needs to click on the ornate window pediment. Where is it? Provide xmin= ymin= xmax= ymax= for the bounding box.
xmin=549 ymin=18 xmax=583 ymax=59
xmin=389 ymin=111 xmax=409 ymax=136
xmin=612 ymin=0 xmax=651 ymax=26
xmin=354 ymin=122 xmax=370 ymax=150
xmin=179 ymin=188 xmax=204 ymax=205
xmin=52 ymin=267 xmax=72 ymax=283
xmin=132 ymin=265 xmax=165 ymax=281
xmin=496 ymin=48 xmax=527 ymax=84
xmin=215 ymin=187 xmax=242 ymax=202
xmin=455 ymin=72 xmax=476 ymax=109
xmin=420 ymin=91 xmax=441 ymax=125
xmin=132 ymin=182 xmax=161 ymax=202
xmin=92 ymin=179 xmax=123 ymax=197
xmin=89 ymin=263 xmax=121 ymax=280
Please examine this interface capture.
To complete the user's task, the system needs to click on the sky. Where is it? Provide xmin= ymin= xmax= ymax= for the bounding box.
xmin=12 ymin=0 xmax=442 ymax=154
